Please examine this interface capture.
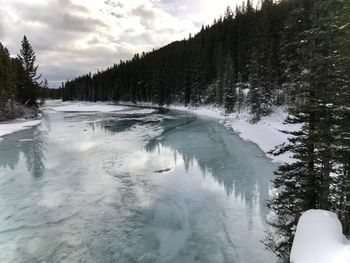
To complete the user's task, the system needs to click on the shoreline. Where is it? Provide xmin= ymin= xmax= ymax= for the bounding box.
xmin=0 ymin=118 xmax=42 ymax=139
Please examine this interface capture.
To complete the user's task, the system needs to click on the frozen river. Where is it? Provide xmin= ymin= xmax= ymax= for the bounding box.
xmin=0 ymin=105 xmax=277 ymax=262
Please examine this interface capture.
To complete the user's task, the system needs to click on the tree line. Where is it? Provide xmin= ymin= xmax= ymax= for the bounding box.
xmin=63 ymin=0 xmax=297 ymax=122
xmin=0 ymin=36 xmax=61 ymax=121
xmin=64 ymin=0 xmax=349 ymax=261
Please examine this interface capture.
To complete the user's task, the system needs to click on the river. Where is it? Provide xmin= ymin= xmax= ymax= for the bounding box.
xmin=0 ymin=105 xmax=277 ymax=262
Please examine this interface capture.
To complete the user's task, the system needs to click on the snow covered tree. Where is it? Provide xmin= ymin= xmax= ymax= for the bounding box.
xmin=236 ymin=73 xmax=247 ymax=113
xmin=247 ymin=51 xmax=272 ymax=123
xmin=223 ymin=54 xmax=236 ymax=113
xmin=325 ymin=0 xmax=350 ymax=234
xmin=266 ymin=0 xmax=350 ymax=260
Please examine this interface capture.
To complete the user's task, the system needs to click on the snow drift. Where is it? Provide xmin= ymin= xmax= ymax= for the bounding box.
xmin=290 ymin=209 xmax=350 ymax=263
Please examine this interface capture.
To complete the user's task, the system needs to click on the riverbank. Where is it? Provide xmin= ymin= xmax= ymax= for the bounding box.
xmin=168 ymin=105 xmax=297 ymax=164
xmin=0 ymin=102 xmax=42 ymax=140
xmin=0 ymin=119 xmax=42 ymax=140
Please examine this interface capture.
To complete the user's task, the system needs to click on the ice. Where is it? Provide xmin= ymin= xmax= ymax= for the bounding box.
xmin=121 ymin=108 xmax=156 ymax=115
xmin=290 ymin=209 xmax=350 ymax=263
xmin=0 ymin=104 xmax=277 ymax=262
xmin=48 ymin=101 xmax=128 ymax=112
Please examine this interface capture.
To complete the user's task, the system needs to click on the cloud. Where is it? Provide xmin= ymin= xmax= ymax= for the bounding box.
xmin=0 ymin=0 xmax=241 ymax=87
xmin=131 ymin=5 xmax=157 ymax=29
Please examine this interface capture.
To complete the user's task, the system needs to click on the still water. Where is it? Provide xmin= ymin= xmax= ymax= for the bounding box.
xmin=0 ymin=106 xmax=277 ymax=263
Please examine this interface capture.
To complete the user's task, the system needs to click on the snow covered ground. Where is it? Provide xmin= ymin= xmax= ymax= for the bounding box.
xmin=0 ymin=119 xmax=41 ymax=140
xmin=46 ymin=101 xmax=156 ymax=115
xmin=291 ymin=210 xmax=350 ymax=263
xmin=47 ymin=101 xmax=128 ymax=112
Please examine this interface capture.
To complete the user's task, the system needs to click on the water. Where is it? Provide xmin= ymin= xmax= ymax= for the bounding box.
xmin=0 ymin=107 xmax=277 ymax=263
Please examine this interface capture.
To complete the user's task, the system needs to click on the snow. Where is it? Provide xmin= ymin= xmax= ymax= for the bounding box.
xmin=169 ymin=105 xmax=298 ymax=164
xmin=225 ymin=109 xmax=297 ymax=164
xmin=339 ymin=23 xmax=349 ymax=30
xmin=121 ymin=108 xmax=156 ymax=115
xmin=46 ymin=101 xmax=156 ymax=115
xmin=266 ymin=210 xmax=281 ymax=226
xmin=49 ymin=101 xmax=128 ymax=112
xmin=0 ymin=119 xmax=41 ymax=138
xmin=18 ymin=139 xmax=35 ymax=142
xmin=290 ymin=209 xmax=350 ymax=263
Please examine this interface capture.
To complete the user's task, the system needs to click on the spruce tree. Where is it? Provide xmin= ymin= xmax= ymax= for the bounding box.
xmin=223 ymin=54 xmax=236 ymax=113
xmin=265 ymin=0 xmax=350 ymax=260
xmin=17 ymin=35 xmax=41 ymax=106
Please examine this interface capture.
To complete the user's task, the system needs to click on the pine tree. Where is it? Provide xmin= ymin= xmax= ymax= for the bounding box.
xmin=223 ymin=54 xmax=236 ymax=113
xmin=0 ymin=43 xmax=17 ymax=120
xmin=235 ymin=73 xmax=247 ymax=113
xmin=17 ymin=35 xmax=41 ymax=106
xmin=265 ymin=0 xmax=350 ymax=260
xmin=324 ymin=0 xmax=350 ymax=234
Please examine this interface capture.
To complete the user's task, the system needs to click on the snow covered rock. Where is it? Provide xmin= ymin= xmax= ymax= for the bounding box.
xmin=290 ymin=209 xmax=350 ymax=263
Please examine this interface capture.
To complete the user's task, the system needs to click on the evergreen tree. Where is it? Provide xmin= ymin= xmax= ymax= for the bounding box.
xmin=223 ymin=54 xmax=236 ymax=113
xmin=265 ymin=0 xmax=350 ymax=261
xmin=235 ymin=73 xmax=247 ymax=113
xmin=0 ymin=43 xmax=15 ymax=118
xmin=17 ymin=35 xmax=41 ymax=106
xmin=247 ymin=52 xmax=272 ymax=123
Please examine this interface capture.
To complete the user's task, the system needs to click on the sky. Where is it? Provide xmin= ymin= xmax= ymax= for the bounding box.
xmin=0 ymin=0 xmax=243 ymax=87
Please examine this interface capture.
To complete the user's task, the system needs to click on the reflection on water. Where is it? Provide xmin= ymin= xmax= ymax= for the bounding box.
xmin=0 ymin=108 xmax=276 ymax=263
xmin=0 ymin=123 xmax=47 ymax=178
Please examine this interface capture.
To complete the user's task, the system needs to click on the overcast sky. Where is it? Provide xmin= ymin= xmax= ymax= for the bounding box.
xmin=1 ymin=0 xmax=243 ymax=87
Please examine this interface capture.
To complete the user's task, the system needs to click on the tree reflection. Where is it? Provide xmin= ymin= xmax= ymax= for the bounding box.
xmin=0 ymin=124 xmax=47 ymax=178
xmin=21 ymin=128 xmax=47 ymax=178
xmin=144 ymin=114 xmax=275 ymax=207
xmin=0 ymin=135 xmax=21 ymax=169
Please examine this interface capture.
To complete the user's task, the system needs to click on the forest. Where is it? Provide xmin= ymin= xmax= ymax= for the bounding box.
xmin=0 ymin=36 xmax=62 ymax=121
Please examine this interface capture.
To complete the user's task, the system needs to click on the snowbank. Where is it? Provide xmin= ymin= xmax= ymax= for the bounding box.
xmin=121 ymin=108 xmax=156 ymax=115
xmin=225 ymin=109 xmax=297 ymax=164
xmin=0 ymin=119 xmax=41 ymax=139
xmin=290 ymin=210 xmax=350 ymax=263
xmin=50 ymin=102 xmax=128 ymax=112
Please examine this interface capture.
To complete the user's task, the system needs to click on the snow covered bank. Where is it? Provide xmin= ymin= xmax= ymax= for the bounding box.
xmin=169 ymin=105 xmax=298 ymax=164
xmin=49 ymin=101 xmax=128 ymax=112
xmin=122 ymin=108 xmax=156 ymax=115
xmin=0 ymin=119 xmax=41 ymax=139
xmin=290 ymin=210 xmax=350 ymax=263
